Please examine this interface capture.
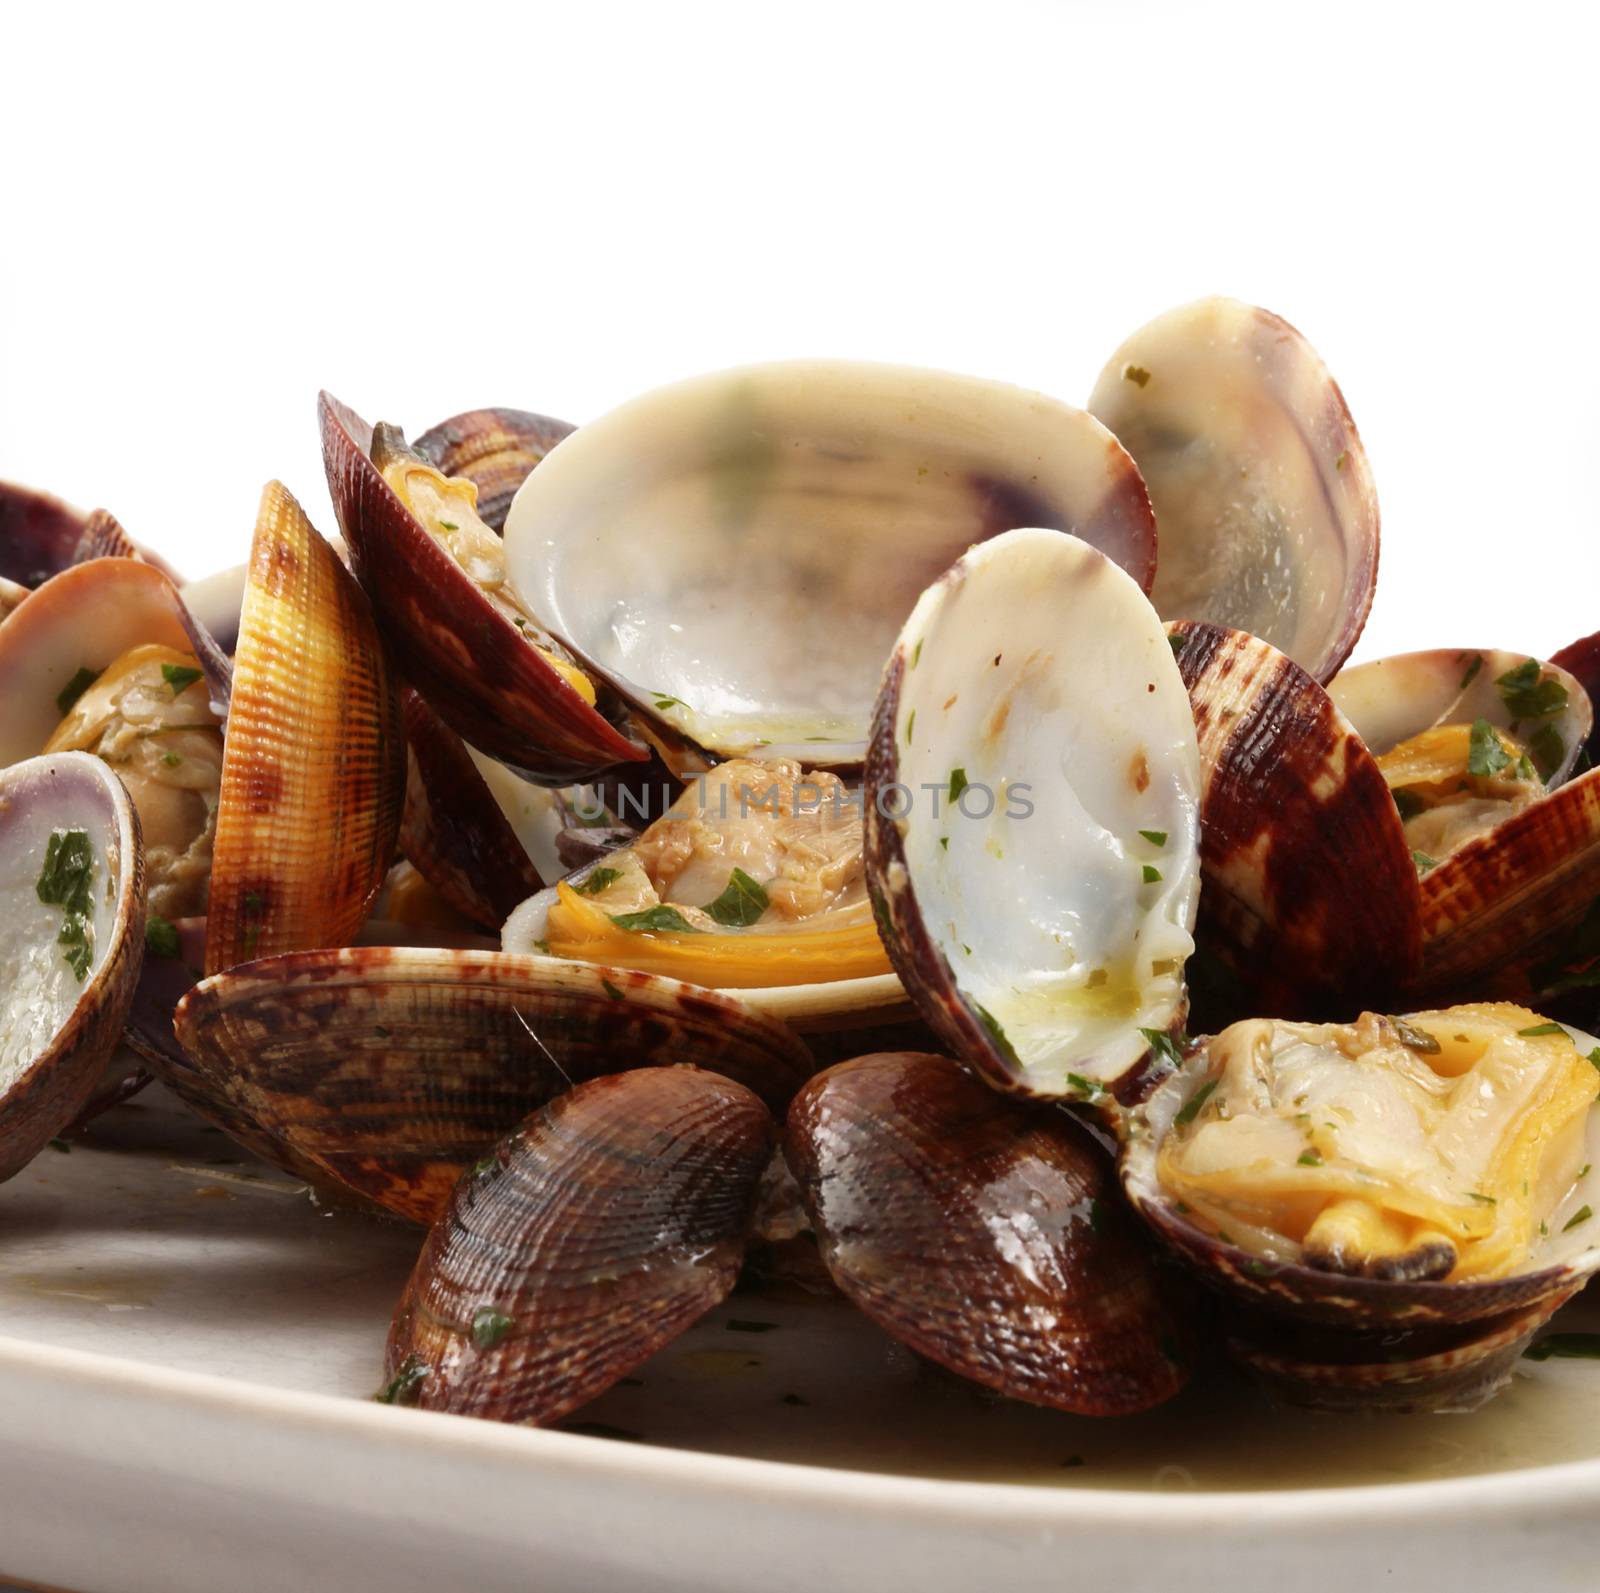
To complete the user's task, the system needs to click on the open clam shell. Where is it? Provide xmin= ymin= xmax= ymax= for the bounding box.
xmin=171 ymin=946 xmax=815 ymax=1223
xmin=384 ymin=1066 xmax=774 ymax=1423
xmin=1090 ymin=297 xmax=1379 ymax=685
xmin=414 ymin=406 xmax=575 ymax=532
xmin=1121 ymin=1011 xmax=1600 ymax=1411
xmin=785 ymin=1051 xmax=1192 ymax=1415
xmin=502 ymin=361 xmax=1157 ymax=774
xmin=320 ymin=393 xmax=646 ymax=785
xmin=204 ymin=482 xmax=404 ymax=976
xmin=1552 ymin=627 xmax=1600 ymax=770
xmin=1 ymin=478 xmax=89 ymax=587
xmin=864 ymin=527 xmax=1201 ymax=1099
xmin=1172 ymin=622 xmax=1422 ymax=1016
xmin=0 ymin=753 xmax=144 ymax=1180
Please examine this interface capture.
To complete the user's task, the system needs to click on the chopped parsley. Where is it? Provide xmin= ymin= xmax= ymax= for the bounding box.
xmin=947 ymin=767 xmax=969 ymax=805
xmin=1517 ymin=1022 xmax=1567 ymax=1037
xmin=1562 ymin=1205 xmax=1593 ymax=1234
xmin=1297 ymin=1151 xmax=1322 ymax=1167
xmin=1123 ymin=364 xmax=1151 ymax=387
xmin=1458 ymin=653 xmax=1483 ymax=690
xmin=702 ymin=867 xmax=769 ymax=928
xmin=1496 ymin=658 xmax=1568 ymax=721
xmin=652 ymin=694 xmax=686 ymax=712
xmin=973 ymin=1003 xmax=1021 ymax=1068
xmin=36 ymin=828 xmax=96 ymax=981
xmin=373 ymin=1355 xmax=428 ymax=1405
xmin=575 ymin=867 xmax=622 ymax=896
xmin=1390 ymin=1016 xmax=1441 ymax=1054
xmin=1138 ymin=829 xmax=1168 ymax=847
xmin=911 ymin=638 xmax=923 ymax=669
xmin=1142 ymin=864 xmax=1162 ymax=883
xmin=145 ymin=915 xmax=182 ymax=958
xmin=55 ymin=666 xmax=100 ymax=716
xmin=1139 ymin=1027 xmax=1189 ymax=1070
xmin=938 ymin=836 xmax=949 ymax=851
xmin=1468 ymin=1192 xmax=1497 ymax=1206
xmin=471 ymin=1308 xmax=512 ymax=1349
xmin=1588 ymin=1048 xmax=1600 ymax=1075
xmin=160 ymin=662 xmax=204 ymax=697
xmin=610 ymin=905 xmax=702 ymax=934
xmin=161 ymin=749 xmax=183 ymax=768
xmin=1529 ymin=723 xmax=1566 ymax=782
xmin=905 ymin=708 xmax=916 ymax=742
xmin=1174 ymin=1077 xmax=1218 ymax=1126
xmin=1467 ymin=717 xmax=1510 ymax=777
xmin=1412 ymin=849 xmax=1439 ymax=874
xmin=438 ymin=520 xmax=459 ymax=532
xmin=1066 ymin=1072 xmax=1107 ymax=1101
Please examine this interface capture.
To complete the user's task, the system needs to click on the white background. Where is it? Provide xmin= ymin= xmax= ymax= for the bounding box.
xmin=2 ymin=0 xmax=1596 ymax=667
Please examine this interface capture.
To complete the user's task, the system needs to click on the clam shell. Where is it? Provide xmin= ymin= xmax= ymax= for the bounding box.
xmin=171 ymin=946 xmax=815 ymax=1222
xmin=319 ymin=393 xmax=646 ymax=784
xmin=1172 ymin=621 xmax=1421 ymax=1016
xmin=0 ymin=753 xmax=145 ymax=1181
xmin=204 ymin=482 xmax=404 ymax=976
xmin=784 ymin=1051 xmax=1192 ymax=1415
xmin=1553 ymin=628 xmax=1600 ymax=770
xmin=1090 ymin=298 xmax=1379 ymax=685
xmin=399 ymin=688 xmax=544 ymax=928
xmin=0 ymin=558 xmax=232 ymax=769
xmin=502 ymin=361 xmax=1157 ymax=773
xmin=1121 ymin=1033 xmax=1600 ymax=1412
xmin=414 ymin=406 xmax=575 ymax=532
xmin=0 ymin=478 xmax=88 ymax=586
xmin=864 ymin=527 xmax=1201 ymax=1098
xmin=384 ymin=1066 xmax=774 ymax=1423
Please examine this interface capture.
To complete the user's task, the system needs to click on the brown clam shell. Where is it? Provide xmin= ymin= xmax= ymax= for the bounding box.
xmin=414 ymin=407 xmax=575 ymax=533
xmin=171 ymin=946 xmax=815 ymax=1223
xmin=1552 ymin=628 xmax=1600 ymax=770
xmin=1089 ymin=297 xmax=1379 ymax=685
xmin=0 ymin=754 xmax=145 ymax=1181
xmin=1171 ymin=621 xmax=1422 ymax=1017
xmin=784 ymin=1052 xmax=1193 ymax=1415
xmin=384 ymin=1066 xmax=775 ymax=1421
xmin=204 ymin=482 xmax=404 ymax=977
xmin=398 ymin=688 xmax=544 ymax=929
xmin=319 ymin=393 xmax=646 ymax=784
xmin=1 ymin=478 xmax=89 ymax=586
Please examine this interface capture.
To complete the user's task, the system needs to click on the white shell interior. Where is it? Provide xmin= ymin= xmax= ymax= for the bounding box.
xmin=883 ymin=527 xmax=1201 ymax=1091
xmin=503 ymin=361 xmax=1148 ymax=764
xmin=1328 ymin=648 xmax=1592 ymax=785
xmin=0 ymin=754 xmax=132 ymax=1090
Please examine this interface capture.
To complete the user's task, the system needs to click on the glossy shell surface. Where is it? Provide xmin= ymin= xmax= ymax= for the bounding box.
xmin=415 ymin=406 xmax=575 ymax=532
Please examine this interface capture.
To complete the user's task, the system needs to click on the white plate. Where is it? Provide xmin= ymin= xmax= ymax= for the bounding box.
xmin=2 ymin=1087 xmax=1599 ymax=1593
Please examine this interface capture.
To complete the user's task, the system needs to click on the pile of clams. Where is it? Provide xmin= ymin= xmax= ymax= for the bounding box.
xmin=5 ymin=295 xmax=1600 ymax=1437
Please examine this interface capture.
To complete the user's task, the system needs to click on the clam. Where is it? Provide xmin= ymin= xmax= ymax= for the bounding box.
xmin=864 ymin=525 xmax=1201 ymax=1098
xmin=414 ymin=406 xmax=575 ymax=532
xmin=171 ymin=946 xmax=815 ymax=1222
xmin=203 ymin=481 xmax=404 ymax=975
xmin=383 ymin=1066 xmax=774 ymax=1422
xmin=501 ymin=754 xmax=913 ymax=1038
xmin=1121 ymin=1005 xmax=1600 ymax=1411
xmin=320 ymin=394 xmax=647 ymax=785
xmin=0 ymin=753 xmax=144 ymax=1180
xmin=501 ymin=361 xmax=1157 ymax=775
xmin=1 ymin=477 xmax=181 ymax=587
xmin=1089 ymin=297 xmax=1379 ymax=685
xmin=784 ymin=1050 xmax=1192 ymax=1414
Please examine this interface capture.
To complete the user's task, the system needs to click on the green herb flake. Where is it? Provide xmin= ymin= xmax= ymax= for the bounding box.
xmin=1524 ymin=1333 xmax=1600 ymax=1362
xmin=938 ymin=836 xmax=949 ymax=851
xmin=1529 ymin=723 xmax=1566 ymax=783
xmin=1563 ymin=1205 xmax=1594 ymax=1234
xmin=161 ymin=749 xmax=183 ymax=768
xmin=36 ymin=828 xmax=96 ymax=981
xmin=1392 ymin=788 xmax=1426 ymax=822
xmin=726 ymin=1319 xmax=779 ymax=1334
xmin=905 ymin=708 xmax=916 ymax=743
xmin=1335 ymin=450 xmax=1348 ymax=471
xmin=55 ymin=666 xmax=101 ymax=716
xmin=1459 ymin=653 xmax=1483 ymax=690
xmin=1174 ymin=1078 xmax=1218 ymax=1127
xmin=1412 ymin=849 xmax=1439 ymax=874
xmin=702 ymin=867 xmax=769 ymax=928
xmin=1588 ymin=1048 xmax=1600 ymax=1076
xmin=1138 ymin=829 xmax=1168 ymax=847
xmin=973 ymin=1003 xmax=1021 ymax=1068
xmin=1297 ymin=1151 xmax=1322 ymax=1167
xmin=1467 ymin=717 xmax=1510 ymax=777
xmin=1497 ymin=658 xmax=1569 ymax=721
xmin=947 ymin=767 xmax=969 ymax=805
xmin=1123 ymin=364 xmax=1151 ymax=387
xmin=160 ymin=663 xmax=204 ymax=697
xmin=610 ymin=905 xmax=702 ymax=935
xmin=439 ymin=520 xmax=459 ymax=531
xmin=469 ymin=1155 xmax=499 ymax=1179
xmin=911 ymin=638 xmax=924 ymax=669
xmin=471 ymin=1308 xmax=512 ymax=1349
xmin=653 ymin=694 xmax=686 ymax=712
xmin=373 ymin=1356 xmax=429 ymax=1405
xmin=1139 ymin=1027 xmax=1188 ymax=1070
xmin=1390 ymin=1016 xmax=1441 ymax=1054
xmin=576 ymin=867 xmax=622 ymax=897
xmin=1066 ymin=1072 xmax=1106 ymax=1100
xmin=1469 ymin=1192 xmax=1497 ymax=1206
xmin=1518 ymin=1022 xmax=1567 ymax=1037
xmin=1168 ymin=633 xmax=1185 ymax=659
xmin=145 ymin=915 xmax=182 ymax=959
xmin=1142 ymin=864 xmax=1162 ymax=883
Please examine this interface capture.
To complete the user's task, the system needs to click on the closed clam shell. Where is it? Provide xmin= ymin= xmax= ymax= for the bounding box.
xmin=383 ymin=1066 xmax=775 ymax=1422
xmin=1121 ymin=1026 xmax=1600 ymax=1412
xmin=0 ymin=753 xmax=144 ymax=1181
xmin=864 ymin=527 xmax=1201 ymax=1099
xmin=1171 ymin=621 xmax=1421 ymax=1016
xmin=320 ymin=393 xmax=646 ymax=785
xmin=784 ymin=1051 xmax=1192 ymax=1415
xmin=172 ymin=946 xmax=814 ymax=1222
xmin=502 ymin=361 xmax=1156 ymax=774
xmin=1090 ymin=297 xmax=1379 ymax=685
xmin=398 ymin=688 xmax=545 ymax=929
xmin=204 ymin=482 xmax=404 ymax=976
xmin=414 ymin=406 xmax=575 ymax=532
